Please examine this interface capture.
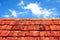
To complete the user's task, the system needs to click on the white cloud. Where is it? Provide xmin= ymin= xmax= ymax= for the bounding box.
xmin=56 ymin=0 xmax=60 ymax=3
xmin=9 ymin=9 xmax=29 ymax=17
xmin=42 ymin=9 xmax=53 ymax=18
xmin=46 ymin=0 xmax=50 ymax=2
xmin=24 ymin=3 xmax=56 ymax=18
xmin=17 ymin=0 xmax=24 ymax=6
xmin=9 ymin=9 xmax=17 ymax=17
xmin=4 ymin=15 xmax=10 ymax=18
xmin=24 ymin=3 xmax=42 ymax=16
xmin=46 ymin=0 xmax=60 ymax=3
xmin=18 ymin=11 xmax=28 ymax=14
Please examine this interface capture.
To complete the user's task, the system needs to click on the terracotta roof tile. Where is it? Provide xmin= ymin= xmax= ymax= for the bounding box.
xmin=0 ymin=25 xmax=60 ymax=31
xmin=0 ymin=37 xmax=60 ymax=40
xmin=0 ymin=19 xmax=60 ymax=40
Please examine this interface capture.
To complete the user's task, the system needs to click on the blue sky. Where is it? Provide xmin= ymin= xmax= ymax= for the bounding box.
xmin=0 ymin=0 xmax=60 ymax=18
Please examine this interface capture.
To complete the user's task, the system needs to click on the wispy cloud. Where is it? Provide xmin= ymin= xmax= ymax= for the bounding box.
xmin=46 ymin=0 xmax=60 ymax=3
xmin=3 ymin=15 xmax=10 ymax=18
xmin=8 ymin=0 xmax=58 ymax=18
xmin=9 ymin=9 xmax=29 ymax=18
xmin=24 ymin=3 xmax=57 ymax=18
xmin=9 ymin=9 xmax=17 ymax=17
xmin=56 ymin=0 xmax=60 ymax=3
xmin=17 ymin=0 xmax=24 ymax=7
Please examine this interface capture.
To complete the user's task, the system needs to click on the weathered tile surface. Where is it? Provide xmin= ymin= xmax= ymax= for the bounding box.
xmin=0 ymin=19 xmax=60 ymax=40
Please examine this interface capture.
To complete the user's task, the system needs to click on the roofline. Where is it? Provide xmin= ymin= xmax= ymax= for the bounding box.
xmin=0 ymin=18 xmax=60 ymax=20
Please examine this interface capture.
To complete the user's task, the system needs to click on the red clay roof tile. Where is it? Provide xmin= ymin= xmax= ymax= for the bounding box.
xmin=0 ymin=19 xmax=60 ymax=40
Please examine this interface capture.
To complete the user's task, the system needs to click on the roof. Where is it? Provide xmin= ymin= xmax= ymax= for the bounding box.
xmin=0 ymin=18 xmax=60 ymax=40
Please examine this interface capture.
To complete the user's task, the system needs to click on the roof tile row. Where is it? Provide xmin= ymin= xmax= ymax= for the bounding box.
xmin=0 ymin=37 xmax=60 ymax=40
xmin=0 ymin=30 xmax=60 ymax=37
xmin=0 ymin=20 xmax=60 ymax=25
xmin=0 ymin=25 xmax=60 ymax=30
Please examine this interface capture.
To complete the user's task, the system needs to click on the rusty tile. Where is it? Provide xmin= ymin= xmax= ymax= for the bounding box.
xmin=52 ymin=20 xmax=59 ymax=24
xmin=59 ymin=20 xmax=60 ymax=24
xmin=5 ymin=25 xmax=12 ymax=29
xmin=12 ymin=26 xmax=20 ymax=30
xmin=50 ymin=25 xmax=57 ymax=30
xmin=0 ymin=37 xmax=2 ymax=40
xmin=39 ymin=31 xmax=60 ymax=36
xmin=44 ymin=20 xmax=52 ymax=25
xmin=56 ymin=31 xmax=60 ymax=36
xmin=2 ymin=38 xmax=8 ymax=40
xmin=56 ymin=25 xmax=60 ymax=30
xmin=0 ymin=30 xmax=10 ymax=36
xmin=8 ymin=31 xmax=15 ymax=36
xmin=58 ymin=37 xmax=60 ymax=40
xmin=40 ymin=37 xmax=45 ymax=40
xmin=12 ymin=31 xmax=19 ymax=36
xmin=17 ymin=37 xmax=25 ymax=40
xmin=23 ymin=25 xmax=39 ymax=30
xmin=0 ymin=25 xmax=13 ymax=29
xmin=44 ymin=37 xmax=50 ymax=40
xmin=17 ymin=31 xmax=25 ymax=36
xmin=0 ymin=30 xmax=3 ymax=35
xmin=44 ymin=26 xmax=50 ymax=30
xmin=0 ymin=26 xmax=2 ymax=29
xmin=0 ymin=21 xmax=4 ymax=24
xmin=40 ymin=31 xmax=45 ymax=36
xmin=39 ymin=26 xmax=45 ymax=30
xmin=7 ymin=37 xmax=17 ymax=40
xmin=25 ymin=31 xmax=39 ymax=36
xmin=0 ymin=25 xmax=7 ymax=29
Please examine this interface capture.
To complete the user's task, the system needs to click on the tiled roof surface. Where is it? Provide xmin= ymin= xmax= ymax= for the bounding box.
xmin=0 ymin=18 xmax=60 ymax=40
